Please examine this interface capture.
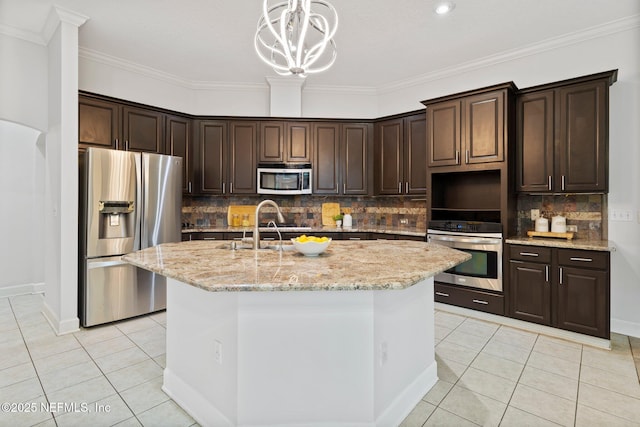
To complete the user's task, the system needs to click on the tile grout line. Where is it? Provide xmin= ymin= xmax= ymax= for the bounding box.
xmin=8 ymin=295 xmax=59 ymax=427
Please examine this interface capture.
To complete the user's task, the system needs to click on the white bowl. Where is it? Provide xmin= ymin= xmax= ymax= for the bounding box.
xmin=290 ymin=238 xmax=332 ymax=257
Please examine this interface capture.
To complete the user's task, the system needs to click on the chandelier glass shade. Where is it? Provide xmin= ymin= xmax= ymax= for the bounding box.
xmin=254 ymin=0 xmax=338 ymax=76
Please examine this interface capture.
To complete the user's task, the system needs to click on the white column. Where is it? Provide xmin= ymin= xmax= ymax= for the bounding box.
xmin=266 ymin=76 xmax=306 ymax=117
xmin=42 ymin=6 xmax=88 ymax=334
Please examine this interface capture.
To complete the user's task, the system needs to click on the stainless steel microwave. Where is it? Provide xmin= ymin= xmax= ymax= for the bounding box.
xmin=257 ymin=164 xmax=312 ymax=195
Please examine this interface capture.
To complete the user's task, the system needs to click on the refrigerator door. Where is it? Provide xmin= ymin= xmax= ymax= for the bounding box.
xmin=141 ymin=153 xmax=182 ymax=248
xmin=84 ymin=148 xmax=141 ymax=258
xmin=82 ymin=256 xmax=166 ymax=327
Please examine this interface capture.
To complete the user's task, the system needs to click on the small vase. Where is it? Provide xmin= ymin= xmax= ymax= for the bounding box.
xmin=335 ymin=220 xmax=342 ymax=227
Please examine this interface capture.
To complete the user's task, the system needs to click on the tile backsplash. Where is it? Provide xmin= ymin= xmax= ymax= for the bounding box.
xmin=182 ymin=195 xmax=427 ymax=230
xmin=516 ymin=194 xmax=607 ymax=240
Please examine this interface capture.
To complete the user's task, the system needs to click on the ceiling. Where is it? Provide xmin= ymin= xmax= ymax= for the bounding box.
xmin=1 ymin=0 xmax=639 ymax=89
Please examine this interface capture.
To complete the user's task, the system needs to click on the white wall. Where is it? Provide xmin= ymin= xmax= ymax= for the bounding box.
xmin=0 ymin=121 xmax=45 ymax=297
xmin=0 ymin=33 xmax=47 ymax=296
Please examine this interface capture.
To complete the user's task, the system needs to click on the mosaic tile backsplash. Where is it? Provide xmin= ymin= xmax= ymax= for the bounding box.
xmin=516 ymin=194 xmax=607 ymax=240
xmin=182 ymin=195 xmax=428 ymax=230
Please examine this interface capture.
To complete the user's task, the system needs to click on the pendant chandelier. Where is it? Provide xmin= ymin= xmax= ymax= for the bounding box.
xmin=254 ymin=0 xmax=338 ymax=76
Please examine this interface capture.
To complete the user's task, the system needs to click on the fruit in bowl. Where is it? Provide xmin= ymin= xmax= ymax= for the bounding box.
xmin=291 ymin=235 xmax=332 ymax=257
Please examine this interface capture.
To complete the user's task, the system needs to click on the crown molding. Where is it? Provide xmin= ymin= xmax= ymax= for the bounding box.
xmin=378 ymin=14 xmax=640 ymax=94
xmin=42 ymin=5 xmax=89 ymax=44
xmin=0 ymin=23 xmax=45 ymax=45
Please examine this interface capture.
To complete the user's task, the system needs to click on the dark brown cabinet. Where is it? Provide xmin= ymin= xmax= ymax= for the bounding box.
xmin=228 ymin=121 xmax=257 ymax=194
xmin=195 ymin=120 xmax=257 ymax=195
xmin=259 ymin=121 xmax=311 ymax=164
xmin=165 ymin=115 xmax=192 ymax=194
xmin=434 ymin=283 xmax=504 ymax=315
xmin=313 ymin=122 xmax=372 ymax=195
xmin=507 ymin=244 xmax=610 ymax=339
xmin=516 ymin=71 xmax=616 ymax=193
xmin=79 ymin=95 xmax=165 ymax=154
xmin=425 ymin=87 xmax=512 ymax=169
xmin=374 ymin=112 xmax=426 ymax=195
xmin=79 ymin=97 xmax=120 ymax=149
xmin=195 ymin=120 xmax=227 ymax=195
xmin=122 ymin=106 xmax=164 ymax=153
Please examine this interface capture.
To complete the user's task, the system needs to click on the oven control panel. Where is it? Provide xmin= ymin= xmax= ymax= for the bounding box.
xmin=428 ymin=220 xmax=502 ymax=234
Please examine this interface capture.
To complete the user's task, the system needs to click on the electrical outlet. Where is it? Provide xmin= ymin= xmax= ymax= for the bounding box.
xmin=567 ymin=225 xmax=578 ymax=233
xmin=531 ymin=209 xmax=540 ymax=221
xmin=214 ymin=340 xmax=222 ymax=364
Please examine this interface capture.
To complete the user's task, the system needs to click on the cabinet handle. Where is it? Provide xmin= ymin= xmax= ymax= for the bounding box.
xmin=545 ymin=265 xmax=549 ymax=282
xmin=570 ymin=257 xmax=593 ymax=262
xmin=343 ymin=183 xmax=346 ymax=194
xmin=125 ymin=140 xmax=129 ymax=151
xmin=559 ymin=267 xmax=563 ymax=285
xmin=203 ymin=237 xmax=217 ymax=240
xmin=472 ymin=299 xmax=489 ymax=305
xmin=230 ymin=182 xmax=233 ymax=194
xmin=405 ymin=182 xmax=409 ymax=193
xmin=435 ymin=292 xmax=449 ymax=297
xmin=115 ymin=138 xmax=119 ymax=150
xmin=188 ymin=182 xmax=192 ymax=193
xmin=455 ymin=151 xmax=460 ymax=164
xmin=465 ymin=150 xmax=470 ymax=164
xmin=222 ymin=182 xmax=225 ymax=194
xmin=263 ymin=237 xmax=275 ymax=241
xmin=548 ymin=176 xmax=552 ymax=191
xmin=398 ymin=182 xmax=402 ymax=193
xmin=348 ymin=237 xmax=361 ymax=241
xmin=519 ymin=252 xmax=539 ymax=257
xmin=561 ymin=175 xmax=566 ymax=191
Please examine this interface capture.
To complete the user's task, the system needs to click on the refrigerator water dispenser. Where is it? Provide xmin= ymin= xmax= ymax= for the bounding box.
xmin=98 ymin=201 xmax=135 ymax=239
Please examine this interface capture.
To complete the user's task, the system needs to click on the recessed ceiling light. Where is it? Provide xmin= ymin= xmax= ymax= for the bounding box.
xmin=434 ymin=1 xmax=455 ymax=15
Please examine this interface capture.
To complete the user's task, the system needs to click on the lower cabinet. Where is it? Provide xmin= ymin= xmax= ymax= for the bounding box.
xmin=507 ymin=244 xmax=610 ymax=339
xmin=434 ymin=283 xmax=504 ymax=315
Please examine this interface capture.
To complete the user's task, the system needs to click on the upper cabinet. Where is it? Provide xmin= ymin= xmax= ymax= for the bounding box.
xmin=423 ymin=84 xmax=515 ymax=170
xmin=79 ymin=96 xmax=120 ymax=150
xmin=79 ymin=94 xmax=165 ymax=153
xmin=374 ymin=112 xmax=427 ymax=195
xmin=165 ymin=115 xmax=193 ymax=195
xmin=194 ymin=120 xmax=257 ymax=196
xmin=313 ymin=122 xmax=372 ymax=196
xmin=516 ymin=70 xmax=616 ymax=193
xmin=259 ymin=121 xmax=311 ymax=164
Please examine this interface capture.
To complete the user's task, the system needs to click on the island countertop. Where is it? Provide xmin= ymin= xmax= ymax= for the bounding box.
xmin=122 ymin=240 xmax=470 ymax=293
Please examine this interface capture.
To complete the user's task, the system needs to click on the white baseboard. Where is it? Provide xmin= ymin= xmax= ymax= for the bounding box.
xmin=611 ymin=318 xmax=640 ymax=339
xmin=0 ymin=282 xmax=45 ymax=298
xmin=435 ymin=302 xmax=611 ymax=350
xmin=42 ymin=301 xmax=79 ymax=336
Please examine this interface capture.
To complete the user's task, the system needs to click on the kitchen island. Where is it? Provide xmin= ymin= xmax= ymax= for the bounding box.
xmin=123 ymin=240 xmax=469 ymax=427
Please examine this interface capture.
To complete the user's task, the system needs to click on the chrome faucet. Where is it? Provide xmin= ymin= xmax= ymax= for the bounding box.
xmin=254 ymin=199 xmax=285 ymax=250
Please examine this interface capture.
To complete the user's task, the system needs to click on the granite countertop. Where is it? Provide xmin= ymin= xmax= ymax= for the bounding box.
xmin=182 ymin=225 xmax=426 ymax=237
xmin=506 ymin=236 xmax=615 ymax=252
xmin=122 ymin=240 xmax=469 ymax=292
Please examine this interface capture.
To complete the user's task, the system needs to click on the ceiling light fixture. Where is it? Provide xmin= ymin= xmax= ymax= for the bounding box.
xmin=434 ymin=1 xmax=455 ymax=15
xmin=254 ymin=0 xmax=338 ymax=76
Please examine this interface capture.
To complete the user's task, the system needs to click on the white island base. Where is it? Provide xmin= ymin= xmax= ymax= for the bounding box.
xmin=162 ymin=277 xmax=437 ymax=427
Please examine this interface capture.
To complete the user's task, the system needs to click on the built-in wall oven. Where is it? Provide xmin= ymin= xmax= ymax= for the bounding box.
xmin=427 ymin=220 xmax=503 ymax=292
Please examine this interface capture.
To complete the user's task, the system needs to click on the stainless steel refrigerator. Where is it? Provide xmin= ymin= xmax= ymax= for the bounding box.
xmin=79 ymin=147 xmax=182 ymax=327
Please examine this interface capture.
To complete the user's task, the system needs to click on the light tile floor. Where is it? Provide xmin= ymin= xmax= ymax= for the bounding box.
xmin=1 ymin=293 xmax=639 ymax=427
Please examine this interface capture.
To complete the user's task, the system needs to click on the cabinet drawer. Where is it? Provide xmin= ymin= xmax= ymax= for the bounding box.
xmin=509 ymin=245 xmax=552 ymax=263
xmin=557 ymin=249 xmax=608 ymax=270
xmin=434 ymin=283 xmax=504 ymax=315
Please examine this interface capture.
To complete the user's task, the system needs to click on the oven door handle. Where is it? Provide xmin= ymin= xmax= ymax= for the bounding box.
xmin=428 ymin=235 xmax=502 ymax=245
